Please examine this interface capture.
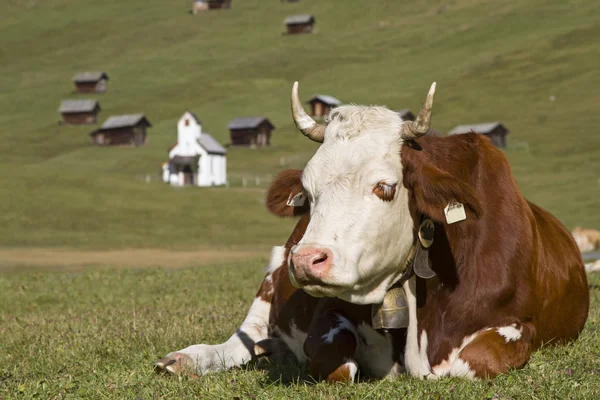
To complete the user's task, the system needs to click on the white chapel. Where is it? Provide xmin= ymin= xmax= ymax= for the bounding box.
xmin=162 ymin=111 xmax=227 ymax=187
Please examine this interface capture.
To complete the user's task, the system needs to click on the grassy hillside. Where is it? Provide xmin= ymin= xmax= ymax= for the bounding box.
xmin=1 ymin=0 xmax=599 ymax=249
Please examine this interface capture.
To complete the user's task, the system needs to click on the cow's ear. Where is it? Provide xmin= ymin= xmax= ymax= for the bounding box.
xmin=403 ymin=162 xmax=482 ymax=223
xmin=266 ymin=169 xmax=309 ymax=217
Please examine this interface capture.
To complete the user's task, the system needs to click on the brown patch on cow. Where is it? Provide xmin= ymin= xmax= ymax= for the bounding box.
xmin=266 ymin=169 xmax=309 ymax=217
xmin=402 ymin=138 xmax=482 ymax=223
xmin=401 ymin=133 xmax=588 ymax=368
xmin=326 ymin=363 xmax=355 ymax=383
xmin=459 ymin=324 xmax=533 ymax=379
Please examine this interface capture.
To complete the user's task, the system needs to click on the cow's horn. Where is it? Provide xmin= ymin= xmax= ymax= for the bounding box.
xmin=401 ymin=82 xmax=436 ymax=140
xmin=291 ymin=81 xmax=325 ymax=143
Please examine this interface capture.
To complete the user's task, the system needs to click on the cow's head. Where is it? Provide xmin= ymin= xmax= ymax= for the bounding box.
xmin=270 ymin=82 xmax=479 ymax=305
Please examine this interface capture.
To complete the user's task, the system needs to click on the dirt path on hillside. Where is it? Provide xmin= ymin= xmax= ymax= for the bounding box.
xmin=0 ymin=247 xmax=271 ymax=271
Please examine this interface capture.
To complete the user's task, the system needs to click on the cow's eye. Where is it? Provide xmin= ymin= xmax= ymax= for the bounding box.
xmin=373 ymin=182 xmax=396 ymax=202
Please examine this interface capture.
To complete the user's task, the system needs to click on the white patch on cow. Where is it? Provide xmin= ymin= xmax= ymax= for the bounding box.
xmin=266 ymin=245 xmax=286 ymax=275
xmin=430 ymin=330 xmax=482 ymax=378
xmin=497 ymin=324 xmax=523 ymax=343
xmin=343 ymin=359 xmax=359 ymax=383
xmin=240 ymin=297 xmax=272 ymax=338
xmin=356 ymin=322 xmax=403 ymax=378
xmin=402 ymin=277 xmax=432 ymax=378
xmin=449 ymin=358 xmax=477 ymax=379
xmin=430 ymin=325 xmax=500 ymax=380
xmin=321 ymin=316 xmax=356 ymax=344
xmin=275 ymin=320 xmax=308 ymax=363
xmin=169 ymin=296 xmax=271 ymax=374
xmin=293 ymin=105 xmax=416 ymax=305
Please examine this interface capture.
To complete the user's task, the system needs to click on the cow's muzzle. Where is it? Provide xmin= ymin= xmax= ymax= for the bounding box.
xmin=289 ymin=245 xmax=334 ymax=285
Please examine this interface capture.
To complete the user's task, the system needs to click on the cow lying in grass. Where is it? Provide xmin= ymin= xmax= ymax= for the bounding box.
xmin=572 ymin=226 xmax=600 ymax=253
xmin=156 ymin=82 xmax=589 ymax=382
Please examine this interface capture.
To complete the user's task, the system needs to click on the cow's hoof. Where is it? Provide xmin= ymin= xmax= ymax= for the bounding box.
xmin=155 ymin=353 xmax=194 ymax=375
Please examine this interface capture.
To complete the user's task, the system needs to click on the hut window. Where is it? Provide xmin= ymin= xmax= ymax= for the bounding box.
xmin=185 ymin=119 xmax=189 ymax=126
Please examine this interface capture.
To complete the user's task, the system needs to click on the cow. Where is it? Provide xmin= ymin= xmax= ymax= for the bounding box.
xmin=572 ymin=226 xmax=600 ymax=253
xmin=156 ymin=82 xmax=589 ymax=382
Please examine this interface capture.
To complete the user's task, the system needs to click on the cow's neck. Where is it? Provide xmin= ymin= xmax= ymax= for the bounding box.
xmin=403 ymin=135 xmax=533 ymax=292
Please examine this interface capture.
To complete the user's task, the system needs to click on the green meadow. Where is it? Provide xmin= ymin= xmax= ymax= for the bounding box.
xmin=1 ymin=265 xmax=599 ymax=398
xmin=1 ymin=0 xmax=599 ymax=398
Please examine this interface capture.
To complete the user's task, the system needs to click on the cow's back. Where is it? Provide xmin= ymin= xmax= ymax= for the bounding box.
xmin=528 ymin=201 xmax=588 ymax=346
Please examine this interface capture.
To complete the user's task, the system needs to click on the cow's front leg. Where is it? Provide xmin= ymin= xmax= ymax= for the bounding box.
xmin=430 ymin=323 xmax=534 ymax=379
xmin=304 ymin=311 xmax=359 ymax=383
xmin=155 ymin=245 xmax=288 ymax=376
xmin=155 ymin=295 xmax=272 ymax=375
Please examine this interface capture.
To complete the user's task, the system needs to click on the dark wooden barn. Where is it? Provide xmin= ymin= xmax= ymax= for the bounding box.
xmin=228 ymin=117 xmax=275 ymax=147
xmin=73 ymin=72 xmax=109 ymax=93
xmin=307 ymin=95 xmax=341 ymax=117
xmin=90 ymin=114 xmax=151 ymax=147
xmin=208 ymin=0 xmax=231 ymax=9
xmin=284 ymin=14 xmax=315 ymax=34
xmin=448 ymin=122 xmax=509 ymax=148
xmin=58 ymin=99 xmax=100 ymax=125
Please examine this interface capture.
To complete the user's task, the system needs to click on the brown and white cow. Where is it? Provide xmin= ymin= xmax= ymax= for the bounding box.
xmin=156 ymin=82 xmax=589 ymax=382
xmin=572 ymin=226 xmax=600 ymax=253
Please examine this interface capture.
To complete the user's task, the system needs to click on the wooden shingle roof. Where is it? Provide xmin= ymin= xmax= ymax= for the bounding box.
xmin=58 ymin=99 xmax=100 ymax=113
xmin=100 ymin=114 xmax=151 ymax=129
xmin=284 ymin=14 xmax=315 ymax=25
xmin=448 ymin=122 xmax=508 ymax=135
xmin=307 ymin=95 xmax=341 ymax=106
xmin=72 ymin=71 xmax=109 ymax=83
xmin=227 ymin=117 xmax=273 ymax=130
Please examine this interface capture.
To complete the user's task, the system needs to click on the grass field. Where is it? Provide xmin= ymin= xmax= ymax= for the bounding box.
xmin=1 ymin=0 xmax=599 ymax=250
xmin=2 ymin=0 xmax=600 ymax=398
xmin=1 ymin=265 xmax=599 ymax=399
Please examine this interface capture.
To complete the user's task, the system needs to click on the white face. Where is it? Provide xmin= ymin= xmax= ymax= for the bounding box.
xmin=289 ymin=106 xmax=416 ymax=304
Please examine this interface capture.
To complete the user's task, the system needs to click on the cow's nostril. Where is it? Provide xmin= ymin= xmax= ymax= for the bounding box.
xmin=313 ymin=253 xmax=328 ymax=266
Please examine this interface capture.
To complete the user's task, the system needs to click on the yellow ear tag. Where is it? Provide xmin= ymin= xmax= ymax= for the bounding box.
xmin=444 ymin=200 xmax=466 ymax=224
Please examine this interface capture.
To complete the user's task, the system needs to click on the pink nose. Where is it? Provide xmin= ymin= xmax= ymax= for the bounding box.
xmin=290 ymin=247 xmax=333 ymax=281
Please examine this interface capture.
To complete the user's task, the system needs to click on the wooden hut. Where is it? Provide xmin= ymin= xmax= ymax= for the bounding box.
xmin=90 ymin=114 xmax=151 ymax=147
xmin=284 ymin=14 xmax=315 ymax=34
xmin=307 ymin=95 xmax=341 ymax=117
xmin=192 ymin=0 xmax=231 ymax=13
xmin=395 ymin=109 xmax=416 ymax=121
xmin=58 ymin=99 xmax=100 ymax=125
xmin=448 ymin=122 xmax=509 ymax=148
xmin=228 ymin=117 xmax=275 ymax=147
xmin=72 ymin=72 xmax=109 ymax=93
